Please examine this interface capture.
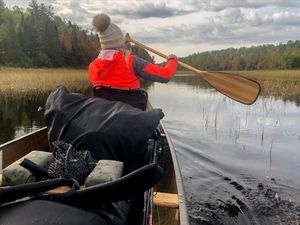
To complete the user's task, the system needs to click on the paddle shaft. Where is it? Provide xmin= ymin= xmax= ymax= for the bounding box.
xmin=126 ymin=35 xmax=209 ymax=79
xmin=125 ymin=33 xmax=261 ymax=105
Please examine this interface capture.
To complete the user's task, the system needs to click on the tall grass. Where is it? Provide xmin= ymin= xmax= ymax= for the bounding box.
xmin=0 ymin=68 xmax=91 ymax=97
xmin=238 ymin=70 xmax=300 ymax=79
xmin=237 ymin=70 xmax=300 ymax=105
xmin=1 ymin=68 xmax=299 ymax=105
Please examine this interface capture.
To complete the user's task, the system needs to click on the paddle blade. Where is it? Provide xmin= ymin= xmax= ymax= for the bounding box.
xmin=202 ymin=71 xmax=261 ymax=105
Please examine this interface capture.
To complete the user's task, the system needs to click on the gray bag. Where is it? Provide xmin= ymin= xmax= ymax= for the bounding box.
xmin=1 ymin=151 xmax=54 ymax=186
xmin=85 ymin=160 xmax=124 ymax=187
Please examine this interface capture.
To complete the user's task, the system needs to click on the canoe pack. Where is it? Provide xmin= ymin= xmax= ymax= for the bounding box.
xmin=45 ymin=85 xmax=164 ymax=174
xmin=0 ymin=85 xmax=165 ymax=225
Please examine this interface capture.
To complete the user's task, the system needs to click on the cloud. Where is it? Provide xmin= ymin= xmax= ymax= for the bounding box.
xmin=184 ymin=0 xmax=300 ymax=12
xmin=3 ymin=0 xmax=300 ymax=56
xmin=130 ymin=7 xmax=300 ymax=47
xmin=48 ymin=0 xmax=195 ymax=20
xmin=107 ymin=2 xmax=194 ymax=19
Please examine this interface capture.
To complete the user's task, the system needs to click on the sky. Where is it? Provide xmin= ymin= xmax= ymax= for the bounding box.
xmin=3 ymin=0 xmax=300 ymax=60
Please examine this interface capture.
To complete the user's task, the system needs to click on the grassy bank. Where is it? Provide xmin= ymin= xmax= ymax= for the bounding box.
xmin=238 ymin=70 xmax=300 ymax=104
xmin=176 ymin=69 xmax=300 ymax=78
xmin=176 ymin=70 xmax=300 ymax=104
xmin=237 ymin=70 xmax=300 ymax=79
xmin=1 ymin=68 xmax=299 ymax=104
xmin=0 ymin=68 xmax=90 ymax=96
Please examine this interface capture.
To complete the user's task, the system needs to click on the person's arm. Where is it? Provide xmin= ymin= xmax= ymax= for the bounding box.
xmin=132 ymin=55 xmax=178 ymax=83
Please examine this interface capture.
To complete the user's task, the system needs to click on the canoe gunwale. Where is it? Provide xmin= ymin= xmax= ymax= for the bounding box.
xmin=160 ymin=121 xmax=189 ymax=225
xmin=0 ymin=127 xmax=48 ymax=168
xmin=0 ymin=127 xmax=47 ymax=150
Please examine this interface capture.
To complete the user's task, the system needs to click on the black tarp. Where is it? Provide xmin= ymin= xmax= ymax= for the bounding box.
xmin=0 ymin=200 xmax=126 ymax=225
xmin=44 ymin=86 xmax=164 ymax=173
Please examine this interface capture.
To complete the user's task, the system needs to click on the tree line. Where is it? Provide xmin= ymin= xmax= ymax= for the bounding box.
xmin=0 ymin=0 xmax=153 ymax=68
xmin=1 ymin=0 xmax=299 ymax=70
xmin=179 ymin=40 xmax=300 ymax=70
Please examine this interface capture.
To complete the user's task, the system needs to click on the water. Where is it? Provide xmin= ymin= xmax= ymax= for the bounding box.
xmin=0 ymin=74 xmax=300 ymax=224
xmin=147 ymin=76 xmax=300 ymax=225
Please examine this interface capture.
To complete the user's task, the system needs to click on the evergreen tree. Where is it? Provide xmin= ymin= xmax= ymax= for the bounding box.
xmin=1 ymin=0 xmax=298 ymax=70
xmin=180 ymin=41 xmax=300 ymax=70
xmin=0 ymin=0 xmax=5 ymax=22
xmin=0 ymin=0 xmax=6 ymax=64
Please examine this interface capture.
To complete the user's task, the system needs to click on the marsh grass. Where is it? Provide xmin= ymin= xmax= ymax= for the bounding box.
xmin=238 ymin=70 xmax=300 ymax=79
xmin=1 ymin=68 xmax=300 ymax=104
xmin=0 ymin=68 xmax=91 ymax=98
xmin=234 ymin=70 xmax=300 ymax=105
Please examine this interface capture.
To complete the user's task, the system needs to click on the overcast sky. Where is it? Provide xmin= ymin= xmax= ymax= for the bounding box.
xmin=3 ymin=0 xmax=300 ymax=60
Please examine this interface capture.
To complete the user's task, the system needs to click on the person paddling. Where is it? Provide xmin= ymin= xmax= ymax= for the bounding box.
xmin=88 ymin=13 xmax=178 ymax=89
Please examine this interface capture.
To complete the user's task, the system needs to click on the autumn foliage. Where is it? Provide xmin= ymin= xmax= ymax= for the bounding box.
xmin=0 ymin=0 xmax=153 ymax=68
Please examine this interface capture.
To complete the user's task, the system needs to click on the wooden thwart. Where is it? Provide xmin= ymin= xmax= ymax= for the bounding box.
xmin=153 ymin=192 xmax=179 ymax=209
xmin=47 ymin=185 xmax=84 ymax=195
xmin=47 ymin=188 xmax=179 ymax=210
xmin=47 ymin=186 xmax=72 ymax=195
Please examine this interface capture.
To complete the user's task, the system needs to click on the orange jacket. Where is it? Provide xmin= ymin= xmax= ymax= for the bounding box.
xmin=88 ymin=50 xmax=177 ymax=89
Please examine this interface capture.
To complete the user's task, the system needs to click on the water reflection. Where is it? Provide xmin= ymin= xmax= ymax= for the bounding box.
xmin=147 ymin=75 xmax=300 ymax=225
xmin=0 ymin=94 xmax=48 ymax=144
xmin=0 ymin=87 xmax=92 ymax=144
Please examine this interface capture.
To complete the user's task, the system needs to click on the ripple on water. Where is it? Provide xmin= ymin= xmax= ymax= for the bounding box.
xmin=185 ymin=173 xmax=300 ymax=225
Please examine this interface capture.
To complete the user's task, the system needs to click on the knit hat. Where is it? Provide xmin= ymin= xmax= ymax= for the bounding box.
xmin=92 ymin=14 xmax=125 ymax=49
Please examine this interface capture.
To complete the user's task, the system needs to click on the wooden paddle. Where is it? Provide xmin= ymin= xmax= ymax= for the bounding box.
xmin=125 ymin=33 xmax=261 ymax=105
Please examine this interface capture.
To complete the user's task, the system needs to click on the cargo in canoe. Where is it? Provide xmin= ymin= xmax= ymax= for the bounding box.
xmin=0 ymin=86 xmax=189 ymax=225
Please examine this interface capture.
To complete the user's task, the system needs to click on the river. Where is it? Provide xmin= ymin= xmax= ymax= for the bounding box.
xmin=0 ymin=74 xmax=300 ymax=225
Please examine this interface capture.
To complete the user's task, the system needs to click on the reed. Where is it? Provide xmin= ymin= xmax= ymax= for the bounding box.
xmin=0 ymin=68 xmax=90 ymax=97
xmin=175 ymin=70 xmax=300 ymax=104
xmin=235 ymin=70 xmax=300 ymax=105
xmin=238 ymin=70 xmax=300 ymax=79
xmin=1 ymin=68 xmax=300 ymax=104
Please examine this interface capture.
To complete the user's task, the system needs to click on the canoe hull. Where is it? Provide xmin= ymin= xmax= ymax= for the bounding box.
xmin=0 ymin=127 xmax=48 ymax=168
xmin=0 ymin=124 xmax=189 ymax=225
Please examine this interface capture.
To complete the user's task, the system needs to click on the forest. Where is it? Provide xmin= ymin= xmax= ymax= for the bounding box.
xmin=0 ymin=0 xmax=299 ymax=70
xmin=0 ymin=0 xmax=153 ymax=68
xmin=180 ymin=40 xmax=300 ymax=70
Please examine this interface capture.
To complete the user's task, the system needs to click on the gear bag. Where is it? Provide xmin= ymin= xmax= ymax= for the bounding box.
xmin=44 ymin=86 xmax=164 ymax=173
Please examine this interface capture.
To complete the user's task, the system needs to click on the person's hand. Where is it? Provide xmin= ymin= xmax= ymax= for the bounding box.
xmin=167 ymin=54 xmax=177 ymax=60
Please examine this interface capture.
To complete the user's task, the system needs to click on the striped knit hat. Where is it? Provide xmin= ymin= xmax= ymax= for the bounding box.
xmin=92 ymin=14 xmax=125 ymax=49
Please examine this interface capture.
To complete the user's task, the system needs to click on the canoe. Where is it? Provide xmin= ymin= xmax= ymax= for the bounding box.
xmin=0 ymin=120 xmax=189 ymax=224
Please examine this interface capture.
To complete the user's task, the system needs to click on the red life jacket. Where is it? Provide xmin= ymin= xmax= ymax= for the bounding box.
xmin=88 ymin=50 xmax=140 ymax=89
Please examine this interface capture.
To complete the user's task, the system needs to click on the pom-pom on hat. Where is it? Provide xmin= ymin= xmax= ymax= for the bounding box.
xmin=93 ymin=14 xmax=125 ymax=49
